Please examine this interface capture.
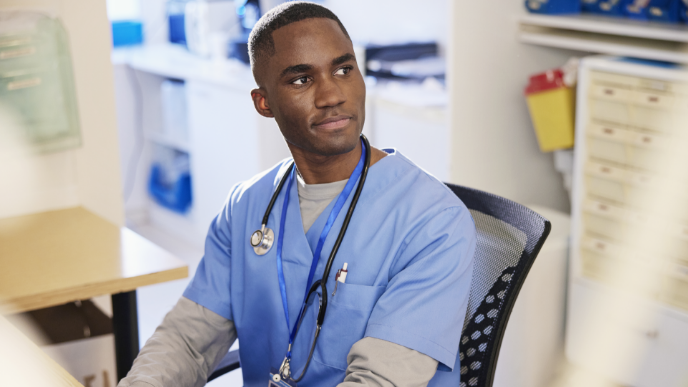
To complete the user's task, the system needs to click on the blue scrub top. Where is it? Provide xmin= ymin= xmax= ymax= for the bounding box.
xmin=184 ymin=149 xmax=476 ymax=387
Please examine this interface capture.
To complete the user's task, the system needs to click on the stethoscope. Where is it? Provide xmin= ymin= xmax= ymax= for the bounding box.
xmin=250 ymin=134 xmax=371 ymax=383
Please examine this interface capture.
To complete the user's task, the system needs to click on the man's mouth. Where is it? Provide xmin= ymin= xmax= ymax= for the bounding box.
xmin=313 ymin=115 xmax=352 ymax=130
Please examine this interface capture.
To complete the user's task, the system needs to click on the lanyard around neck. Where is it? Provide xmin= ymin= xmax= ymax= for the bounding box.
xmin=275 ymin=139 xmax=367 ymax=359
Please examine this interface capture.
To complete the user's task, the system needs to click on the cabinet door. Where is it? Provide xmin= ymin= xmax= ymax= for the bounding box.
xmin=187 ymin=81 xmax=261 ymax=234
xmin=635 ymin=308 xmax=688 ymax=387
xmin=567 ymin=280 xmax=688 ymax=387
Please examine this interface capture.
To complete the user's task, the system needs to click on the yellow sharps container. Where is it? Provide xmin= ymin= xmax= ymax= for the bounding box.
xmin=525 ymin=69 xmax=575 ymax=152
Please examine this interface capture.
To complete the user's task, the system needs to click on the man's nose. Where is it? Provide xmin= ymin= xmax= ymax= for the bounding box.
xmin=314 ymin=77 xmax=346 ymax=109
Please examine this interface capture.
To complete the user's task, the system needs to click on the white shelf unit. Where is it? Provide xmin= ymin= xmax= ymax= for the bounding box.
xmin=518 ymin=14 xmax=688 ymax=63
xmin=567 ymin=56 xmax=688 ymax=387
xmin=520 ymin=14 xmax=688 ymax=42
xmin=113 ymin=44 xmax=290 ymax=245
xmin=145 ymin=131 xmax=191 ymax=153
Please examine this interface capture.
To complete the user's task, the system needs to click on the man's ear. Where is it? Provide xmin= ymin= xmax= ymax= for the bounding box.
xmin=251 ymin=88 xmax=274 ymax=118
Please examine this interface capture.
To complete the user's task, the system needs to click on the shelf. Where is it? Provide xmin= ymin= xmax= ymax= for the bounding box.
xmin=520 ymin=14 xmax=688 ymax=42
xmin=518 ymin=14 xmax=688 ymax=64
xmin=520 ymin=28 xmax=688 ymax=63
xmin=146 ymin=131 xmax=191 ymax=152
xmin=112 ymin=44 xmax=256 ymax=90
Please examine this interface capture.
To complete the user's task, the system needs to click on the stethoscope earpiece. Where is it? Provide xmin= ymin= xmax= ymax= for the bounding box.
xmin=250 ymin=224 xmax=274 ymax=255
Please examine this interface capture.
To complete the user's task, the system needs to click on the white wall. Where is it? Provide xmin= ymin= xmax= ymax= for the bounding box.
xmin=139 ymin=0 xmax=168 ymax=46
xmin=448 ymin=1 xmax=581 ymax=212
xmin=325 ymin=0 xmax=449 ymax=49
xmin=0 ymin=0 xmax=124 ymax=225
xmin=107 ymin=0 xmax=140 ymax=20
xmin=112 ymin=64 xmax=150 ymax=220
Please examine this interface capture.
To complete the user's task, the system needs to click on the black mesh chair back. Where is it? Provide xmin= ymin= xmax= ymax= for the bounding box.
xmin=445 ymin=183 xmax=550 ymax=387
xmin=209 ymin=183 xmax=551 ymax=386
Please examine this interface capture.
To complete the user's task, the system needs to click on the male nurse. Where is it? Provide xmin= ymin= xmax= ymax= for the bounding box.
xmin=118 ymin=2 xmax=476 ymax=387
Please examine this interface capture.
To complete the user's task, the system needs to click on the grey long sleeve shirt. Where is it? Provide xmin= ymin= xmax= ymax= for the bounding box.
xmin=118 ymin=297 xmax=437 ymax=387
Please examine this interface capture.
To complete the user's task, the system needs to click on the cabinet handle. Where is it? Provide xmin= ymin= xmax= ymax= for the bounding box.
xmin=604 ymin=88 xmax=614 ymax=96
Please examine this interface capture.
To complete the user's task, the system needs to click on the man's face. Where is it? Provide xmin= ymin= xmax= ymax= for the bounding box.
xmin=254 ymin=18 xmax=365 ymax=157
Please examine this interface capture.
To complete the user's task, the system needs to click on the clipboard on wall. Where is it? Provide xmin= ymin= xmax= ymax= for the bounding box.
xmin=0 ymin=10 xmax=81 ymax=154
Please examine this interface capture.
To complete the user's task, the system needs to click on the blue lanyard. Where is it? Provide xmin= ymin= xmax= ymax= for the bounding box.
xmin=275 ymin=140 xmax=366 ymax=360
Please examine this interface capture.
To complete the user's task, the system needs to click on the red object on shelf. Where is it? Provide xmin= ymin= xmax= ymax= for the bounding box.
xmin=525 ymin=69 xmax=566 ymax=95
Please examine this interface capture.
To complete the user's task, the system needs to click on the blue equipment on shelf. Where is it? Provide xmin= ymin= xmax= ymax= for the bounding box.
xmin=148 ymin=165 xmax=192 ymax=213
xmin=167 ymin=0 xmax=189 ymax=46
xmin=364 ymin=42 xmax=444 ymax=80
xmin=236 ymin=0 xmax=261 ymax=34
xmin=228 ymin=0 xmax=260 ymax=64
xmin=581 ymin=0 xmax=628 ymax=15
xmin=624 ymin=0 xmax=682 ymax=21
xmin=148 ymin=147 xmax=192 ymax=214
xmin=651 ymin=0 xmax=681 ymax=22
xmin=568 ymin=0 xmax=686 ymax=22
xmin=229 ymin=32 xmax=251 ymax=64
xmin=111 ymin=21 xmax=143 ymax=47
xmin=525 ymin=0 xmax=581 ymax=14
xmin=623 ymin=0 xmax=651 ymax=19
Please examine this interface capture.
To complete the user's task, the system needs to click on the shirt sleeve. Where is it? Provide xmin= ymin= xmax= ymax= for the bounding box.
xmin=365 ymin=206 xmax=476 ymax=371
xmin=117 ymin=297 xmax=237 ymax=387
xmin=183 ymin=187 xmax=236 ymax=320
xmin=338 ymin=337 xmax=438 ymax=387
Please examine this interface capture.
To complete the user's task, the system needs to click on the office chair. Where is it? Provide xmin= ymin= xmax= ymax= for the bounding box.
xmin=208 ymin=183 xmax=551 ymax=387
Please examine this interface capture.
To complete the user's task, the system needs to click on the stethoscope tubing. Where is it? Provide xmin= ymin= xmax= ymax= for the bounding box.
xmin=291 ymin=136 xmax=371 ymax=382
xmin=262 ymin=160 xmax=295 ymax=226
xmin=273 ymin=134 xmax=372 ymax=383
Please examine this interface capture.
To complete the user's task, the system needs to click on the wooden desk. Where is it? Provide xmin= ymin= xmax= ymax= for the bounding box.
xmin=0 ymin=207 xmax=189 ymax=381
xmin=0 ymin=314 xmax=84 ymax=387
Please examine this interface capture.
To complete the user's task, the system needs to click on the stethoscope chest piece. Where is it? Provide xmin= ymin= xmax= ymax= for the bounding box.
xmin=250 ymin=225 xmax=274 ymax=255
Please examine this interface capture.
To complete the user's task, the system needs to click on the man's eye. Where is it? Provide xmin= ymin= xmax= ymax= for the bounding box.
xmin=334 ymin=67 xmax=351 ymax=76
xmin=292 ymin=76 xmax=308 ymax=85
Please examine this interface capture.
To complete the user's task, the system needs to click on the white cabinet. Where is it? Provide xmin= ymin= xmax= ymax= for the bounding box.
xmin=113 ymin=45 xmax=290 ymax=244
xmin=187 ymin=80 xmax=261 ymax=235
xmin=567 ymin=56 xmax=688 ymax=387
xmin=372 ymin=84 xmax=449 ymax=181
xmin=567 ymin=279 xmax=688 ymax=387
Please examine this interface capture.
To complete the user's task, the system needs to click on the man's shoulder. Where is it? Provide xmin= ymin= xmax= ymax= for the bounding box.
xmin=226 ymin=158 xmax=293 ymax=205
xmin=379 ymin=149 xmax=466 ymax=212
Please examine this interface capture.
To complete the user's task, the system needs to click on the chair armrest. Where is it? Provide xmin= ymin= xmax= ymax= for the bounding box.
xmin=208 ymin=349 xmax=240 ymax=382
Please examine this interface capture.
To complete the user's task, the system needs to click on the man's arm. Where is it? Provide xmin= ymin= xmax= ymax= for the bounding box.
xmin=338 ymin=203 xmax=475 ymax=387
xmin=117 ymin=297 xmax=236 ymax=387
xmin=339 ymin=337 xmax=438 ymax=387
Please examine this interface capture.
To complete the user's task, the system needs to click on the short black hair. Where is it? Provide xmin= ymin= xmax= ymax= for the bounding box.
xmin=248 ymin=1 xmax=351 ymax=71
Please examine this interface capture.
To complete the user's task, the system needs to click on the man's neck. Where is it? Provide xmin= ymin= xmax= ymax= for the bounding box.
xmin=290 ymin=142 xmax=362 ymax=185
xmin=288 ymin=141 xmax=389 ymax=185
